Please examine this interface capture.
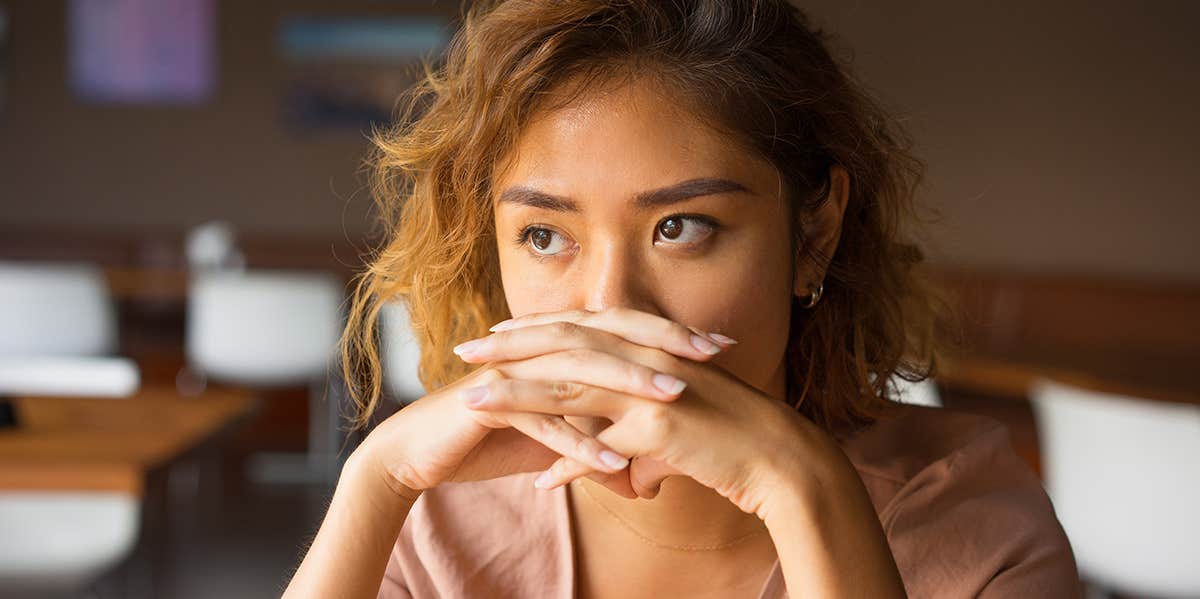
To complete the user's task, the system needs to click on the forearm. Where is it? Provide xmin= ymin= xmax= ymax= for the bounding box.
xmin=763 ymin=459 xmax=906 ymax=598
xmin=283 ymin=448 xmax=421 ymax=599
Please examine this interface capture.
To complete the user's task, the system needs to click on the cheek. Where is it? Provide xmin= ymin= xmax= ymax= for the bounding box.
xmin=498 ymin=250 xmax=575 ymax=318
xmin=660 ymin=231 xmax=793 ymax=391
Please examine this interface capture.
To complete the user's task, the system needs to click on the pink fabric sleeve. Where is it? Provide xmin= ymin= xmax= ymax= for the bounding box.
xmin=878 ymin=422 xmax=1083 ymax=598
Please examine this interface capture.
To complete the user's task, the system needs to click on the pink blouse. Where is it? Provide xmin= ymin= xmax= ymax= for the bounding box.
xmin=379 ymin=405 xmax=1082 ymax=597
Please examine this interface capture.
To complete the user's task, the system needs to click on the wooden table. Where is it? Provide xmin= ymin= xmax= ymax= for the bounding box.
xmin=940 ymin=355 xmax=1200 ymax=406
xmin=0 ymin=385 xmax=257 ymax=496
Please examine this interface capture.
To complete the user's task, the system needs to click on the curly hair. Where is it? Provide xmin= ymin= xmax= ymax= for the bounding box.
xmin=340 ymin=0 xmax=960 ymax=434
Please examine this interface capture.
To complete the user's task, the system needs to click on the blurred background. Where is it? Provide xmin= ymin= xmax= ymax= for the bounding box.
xmin=0 ymin=1 xmax=1196 ymax=598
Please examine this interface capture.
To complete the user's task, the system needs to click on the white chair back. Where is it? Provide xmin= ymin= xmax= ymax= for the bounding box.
xmin=0 ymin=356 xmax=138 ymax=398
xmin=0 ymin=263 xmax=141 ymax=596
xmin=0 ymin=492 xmax=140 ymax=596
xmin=0 ymin=262 xmax=116 ymax=357
xmin=1030 ymin=378 xmax=1200 ymax=598
xmin=889 ymin=376 xmax=942 ymax=407
xmin=380 ymin=300 xmax=426 ymax=404
xmin=186 ymin=270 xmax=343 ymax=386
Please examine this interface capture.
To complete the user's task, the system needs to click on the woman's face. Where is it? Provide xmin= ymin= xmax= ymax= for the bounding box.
xmin=491 ymin=78 xmax=821 ymax=398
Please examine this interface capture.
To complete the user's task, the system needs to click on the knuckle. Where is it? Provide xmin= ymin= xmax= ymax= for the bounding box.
xmin=639 ymin=404 xmax=675 ymax=438
xmin=550 ymin=320 xmax=581 ymax=339
xmin=476 ymin=367 xmax=506 ymax=385
xmin=646 ymin=349 xmax=681 ymax=373
xmin=488 ymin=378 xmax=514 ymax=401
xmin=552 ymin=380 xmax=583 ymax=401
xmin=532 ymin=415 xmax=561 ymax=440
xmin=660 ymin=318 xmax=682 ymax=340
xmin=572 ymin=434 xmax=598 ymax=460
xmin=562 ymin=347 xmax=594 ymax=369
xmin=673 ymin=322 xmax=698 ymax=346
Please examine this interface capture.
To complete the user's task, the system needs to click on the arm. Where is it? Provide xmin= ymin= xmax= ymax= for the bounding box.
xmin=282 ymin=448 xmax=421 ymax=599
xmin=762 ymin=449 xmax=907 ymax=599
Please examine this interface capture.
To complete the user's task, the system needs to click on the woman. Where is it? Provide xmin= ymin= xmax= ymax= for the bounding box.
xmin=284 ymin=1 xmax=1081 ymax=597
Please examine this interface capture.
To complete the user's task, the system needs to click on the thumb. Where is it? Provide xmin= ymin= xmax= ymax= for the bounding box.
xmin=628 ymin=457 xmax=681 ymax=499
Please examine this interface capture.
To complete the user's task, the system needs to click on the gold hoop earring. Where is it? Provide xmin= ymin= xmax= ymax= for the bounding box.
xmin=801 ymin=282 xmax=824 ymax=308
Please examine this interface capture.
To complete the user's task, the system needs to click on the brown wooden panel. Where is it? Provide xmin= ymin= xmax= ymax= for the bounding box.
xmin=932 ymin=267 xmax=1200 ymax=398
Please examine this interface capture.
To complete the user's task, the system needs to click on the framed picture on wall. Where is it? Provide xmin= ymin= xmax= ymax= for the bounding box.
xmin=68 ymin=0 xmax=216 ymax=104
xmin=0 ymin=3 xmax=8 ymax=114
xmin=277 ymin=17 xmax=451 ymax=133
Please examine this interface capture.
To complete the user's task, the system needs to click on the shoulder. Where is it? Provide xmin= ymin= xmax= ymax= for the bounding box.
xmin=381 ymin=472 xmax=573 ymax=598
xmin=840 ymin=404 xmax=1019 ymax=501
xmin=840 ymin=404 xmax=1082 ymax=597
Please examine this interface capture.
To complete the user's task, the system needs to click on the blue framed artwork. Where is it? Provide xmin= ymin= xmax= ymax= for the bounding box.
xmin=277 ymin=17 xmax=451 ymax=133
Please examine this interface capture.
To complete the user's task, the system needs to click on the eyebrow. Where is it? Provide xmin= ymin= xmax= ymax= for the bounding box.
xmin=496 ymin=177 xmax=751 ymax=212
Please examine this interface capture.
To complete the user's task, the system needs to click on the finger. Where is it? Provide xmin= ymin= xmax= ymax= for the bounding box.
xmin=532 ymin=415 xmax=684 ymax=496
xmin=489 ymin=310 xmax=591 ymax=332
xmin=467 ymin=405 xmax=630 ymax=475
xmin=576 ymin=308 xmax=737 ymax=351
xmin=461 ymin=379 xmax=657 ymax=420
xmin=579 ymin=468 xmax=640 ymax=499
xmin=490 ymin=347 xmax=688 ymax=401
xmin=461 ymin=318 xmax=720 ymax=365
xmin=539 ymin=453 xmax=680 ymax=499
xmin=494 ymin=308 xmax=736 ymax=346
xmin=626 ymin=456 xmax=679 ymax=499
xmin=481 ymin=309 xmax=734 ymax=361
xmin=686 ymin=325 xmax=738 ymax=346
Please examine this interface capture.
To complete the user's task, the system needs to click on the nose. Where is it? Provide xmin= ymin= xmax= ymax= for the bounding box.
xmin=579 ymin=240 xmax=658 ymax=315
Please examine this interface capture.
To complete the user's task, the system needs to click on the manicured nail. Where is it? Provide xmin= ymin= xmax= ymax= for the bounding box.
xmin=689 ymin=334 xmax=721 ymax=355
xmin=488 ymin=318 xmax=514 ymax=332
xmin=599 ymin=450 xmax=629 ymax=470
xmin=708 ymin=332 xmax=738 ymax=345
xmin=461 ymin=385 xmax=489 ymax=407
xmin=452 ymin=338 xmax=485 ymax=356
xmin=534 ymin=470 xmax=552 ymax=489
xmin=652 ymin=373 xmax=686 ymax=395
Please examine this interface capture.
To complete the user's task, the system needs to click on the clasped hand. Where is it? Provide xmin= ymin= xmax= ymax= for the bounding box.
xmin=452 ymin=307 xmax=819 ymax=519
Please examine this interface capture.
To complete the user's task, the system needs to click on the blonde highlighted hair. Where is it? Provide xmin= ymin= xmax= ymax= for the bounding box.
xmin=341 ymin=0 xmax=960 ymax=433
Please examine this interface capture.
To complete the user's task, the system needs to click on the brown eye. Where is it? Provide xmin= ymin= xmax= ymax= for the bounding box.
xmin=520 ymin=226 xmax=570 ymax=256
xmin=658 ymin=217 xmax=683 ymax=240
xmin=653 ymin=215 xmax=717 ymax=246
xmin=531 ymin=229 xmax=553 ymax=251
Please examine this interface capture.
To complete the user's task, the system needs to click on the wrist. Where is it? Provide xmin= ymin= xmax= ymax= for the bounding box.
xmin=343 ymin=442 xmax=424 ymax=508
xmin=755 ymin=411 xmax=858 ymax=528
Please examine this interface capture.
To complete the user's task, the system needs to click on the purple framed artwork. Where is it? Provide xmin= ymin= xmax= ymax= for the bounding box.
xmin=69 ymin=0 xmax=215 ymax=104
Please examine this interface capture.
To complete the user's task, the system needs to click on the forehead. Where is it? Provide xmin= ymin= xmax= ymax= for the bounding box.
xmin=491 ymin=77 xmax=775 ymax=207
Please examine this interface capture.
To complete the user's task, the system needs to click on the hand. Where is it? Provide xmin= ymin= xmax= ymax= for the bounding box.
xmin=454 ymin=307 xmax=826 ymax=518
xmin=354 ymin=351 xmax=651 ymax=499
xmin=353 ymin=305 xmax=739 ymax=500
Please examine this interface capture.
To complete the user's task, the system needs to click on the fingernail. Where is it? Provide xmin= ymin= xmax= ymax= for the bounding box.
xmin=689 ymin=334 xmax=721 ymax=355
xmin=452 ymin=338 xmax=485 ymax=356
xmin=534 ymin=471 xmax=552 ymax=489
xmin=652 ymin=373 xmax=686 ymax=395
xmin=461 ymin=385 xmax=489 ymax=407
xmin=599 ymin=450 xmax=629 ymax=470
xmin=489 ymin=319 xmax=514 ymax=332
xmin=708 ymin=332 xmax=738 ymax=345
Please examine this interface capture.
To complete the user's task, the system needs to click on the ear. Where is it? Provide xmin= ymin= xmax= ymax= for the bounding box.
xmin=793 ymin=164 xmax=850 ymax=297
